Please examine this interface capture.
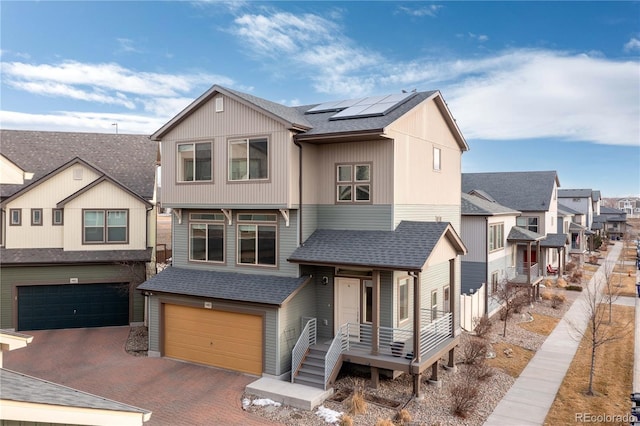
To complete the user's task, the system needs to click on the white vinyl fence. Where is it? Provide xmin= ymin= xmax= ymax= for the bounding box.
xmin=460 ymin=283 xmax=486 ymax=332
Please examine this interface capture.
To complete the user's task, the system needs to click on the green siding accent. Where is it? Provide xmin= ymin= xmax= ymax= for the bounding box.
xmin=303 ymin=267 xmax=335 ymax=340
xmin=172 ymin=209 xmax=300 ymax=277
xmin=0 ymin=264 xmax=145 ymax=329
xmin=146 ymin=294 xmax=279 ymax=375
xmin=278 ymin=280 xmax=316 ymax=375
xmin=316 ymin=204 xmax=392 ymax=231
xmin=301 ymin=204 xmax=318 ymax=241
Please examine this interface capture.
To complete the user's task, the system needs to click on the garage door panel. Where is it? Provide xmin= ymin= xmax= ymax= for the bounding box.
xmin=164 ymin=304 xmax=263 ymax=375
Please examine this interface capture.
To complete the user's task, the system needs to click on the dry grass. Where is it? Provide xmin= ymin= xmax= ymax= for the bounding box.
xmin=486 ymin=342 xmax=536 ymax=378
xmin=544 ymin=305 xmax=634 ymax=425
xmin=518 ymin=313 xmax=560 ymax=335
xmin=610 ymin=271 xmax=637 ymax=297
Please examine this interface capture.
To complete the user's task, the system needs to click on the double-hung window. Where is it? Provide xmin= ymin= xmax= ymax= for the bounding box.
xmin=31 ymin=209 xmax=43 ymax=226
xmin=336 ymin=163 xmax=371 ymax=203
xmin=517 ymin=216 xmax=539 ymax=233
xmin=83 ymin=209 xmax=128 ymax=244
xmin=237 ymin=213 xmax=277 ymax=266
xmin=53 ymin=209 xmax=64 ymax=225
xmin=177 ymin=142 xmax=212 ymax=182
xmin=489 ymin=223 xmax=504 ymax=251
xmin=229 ymin=138 xmax=268 ymax=181
xmin=189 ymin=213 xmax=225 ymax=263
xmin=10 ymin=209 xmax=21 ymax=226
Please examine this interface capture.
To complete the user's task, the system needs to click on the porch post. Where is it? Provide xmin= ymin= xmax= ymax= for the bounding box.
xmin=526 ymin=242 xmax=532 ymax=283
xmin=413 ymin=272 xmax=421 ymax=364
xmin=372 ymin=270 xmax=380 ymax=356
xmin=449 ymin=259 xmax=455 ymax=337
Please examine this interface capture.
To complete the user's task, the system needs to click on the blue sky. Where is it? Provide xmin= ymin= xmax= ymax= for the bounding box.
xmin=1 ymin=1 xmax=639 ymax=197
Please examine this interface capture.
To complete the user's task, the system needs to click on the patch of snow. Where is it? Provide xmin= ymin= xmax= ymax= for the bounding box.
xmin=316 ymin=405 xmax=343 ymax=423
xmin=242 ymin=398 xmax=251 ymax=410
xmin=251 ymin=398 xmax=281 ymax=407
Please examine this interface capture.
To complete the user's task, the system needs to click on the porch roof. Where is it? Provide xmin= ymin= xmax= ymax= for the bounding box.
xmin=540 ymin=233 xmax=569 ymax=248
xmin=507 ymin=226 xmax=545 ymax=242
xmin=138 ymin=267 xmax=310 ymax=306
xmin=288 ymin=221 xmax=466 ymax=271
xmin=0 ymin=247 xmax=152 ymax=265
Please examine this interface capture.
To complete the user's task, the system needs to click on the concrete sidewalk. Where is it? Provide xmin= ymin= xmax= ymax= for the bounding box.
xmin=484 ymin=242 xmax=623 ymax=426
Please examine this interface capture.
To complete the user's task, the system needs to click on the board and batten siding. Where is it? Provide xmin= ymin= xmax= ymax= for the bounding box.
xmin=278 ymin=280 xmax=315 ymax=377
xmin=159 ymin=94 xmax=297 ymax=207
xmin=1 ymin=264 xmax=144 ymax=328
xmin=147 ymin=294 xmax=279 ymax=375
xmin=461 ymin=216 xmax=487 ymax=262
xmin=172 ymin=209 xmax=300 ymax=277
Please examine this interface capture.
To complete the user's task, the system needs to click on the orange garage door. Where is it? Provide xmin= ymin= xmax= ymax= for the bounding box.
xmin=164 ymin=304 xmax=263 ymax=375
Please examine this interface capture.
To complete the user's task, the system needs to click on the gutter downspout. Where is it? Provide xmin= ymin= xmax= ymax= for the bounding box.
xmin=293 ymin=138 xmax=303 ymax=246
xmin=485 ymin=217 xmax=489 ymax=315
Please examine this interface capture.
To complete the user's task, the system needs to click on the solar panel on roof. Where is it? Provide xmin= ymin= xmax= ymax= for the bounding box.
xmin=306 ymin=97 xmax=365 ymax=114
xmin=330 ymin=92 xmax=416 ymax=120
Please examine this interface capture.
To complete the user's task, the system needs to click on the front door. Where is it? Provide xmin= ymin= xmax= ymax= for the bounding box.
xmin=335 ymin=277 xmax=360 ymax=338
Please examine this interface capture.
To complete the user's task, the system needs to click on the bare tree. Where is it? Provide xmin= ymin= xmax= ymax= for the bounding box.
xmin=599 ymin=260 xmax=619 ymax=324
xmin=492 ymin=279 xmax=530 ymax=337
xmin=568 ymin=270 xmax=632 ymax=395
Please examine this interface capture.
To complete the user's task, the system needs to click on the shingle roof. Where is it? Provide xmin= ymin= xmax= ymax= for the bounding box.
xmin=540 ymin=233 xmax=569 ymax=248
xmin=558 ymin=188 xmax=592 ymax=198
xmin=0 ymin=248 xmax=152 ymax=265
xmin=0 ymin=368 xmax=151 ymax=415
xmin=600 ymin=206 xmax=626 ymax=215
xmin=138 ymin=267 xmax=310 ymax=306
xmin=507 ymin=226 xmax=545 ymax=242
xmin=0 ymin=130 xmax=156 ymax=200
xmin=462 ymin=171 xmax=559 ymax=212
xmin=461 ymin=193 xmax=520 ymax=216
xmin=558 ymin=203 xmax=581 ymax=215
xmin=288 ymin=221 xmax=465 ymax=271
xmin=591 ymin=190 xmax=601 ymax=201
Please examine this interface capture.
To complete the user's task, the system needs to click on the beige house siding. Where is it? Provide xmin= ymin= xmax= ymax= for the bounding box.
xmin=62 ymin=180 xmax=149 ymax=251
xmin=388 ymin=98 xmax=463 ymax=207
xmin=393 ymin=205 xmax=461 ymax=231
xmin=0 ymin=154 xmax=27 ymax=185
xmin=3 ymin=164 xmax=102 ymax=249
xmin=159 ymin=94 xmax=296 ymax=207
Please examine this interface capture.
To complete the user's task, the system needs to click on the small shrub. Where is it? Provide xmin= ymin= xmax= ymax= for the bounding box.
xmin=566 ymin=285 xmax=583 ymax=292
xmin=339 ymin=414 xmax=354 ymax=426
xmin=450 ymin=376 xmax=480 ymax=418
xmin=462 ymin=337 xmax=488 ymax=365
xmin=512 ymin=293 xmax=530 ymax=313
xmin=394 ymin=408 xmax=412 ymax=425
xmin=556 ymin=278 xmax=568 ymax=288
xmin=551 ymin=293 xmax=566 ymax=309
xmin=540 ymin=290 xmax=553 ymax=300
xmin=565 ymin=262 xmax=576 ymax=272
xmin=374 ymin=419 xmax=394 ymax=426
xmin=468 ymin=362 xmax=495 ymax=381
xmin=346 ymin=388 xmax=367 ymax=415
xmin=473 ymin=315 xmax=492 ymax=338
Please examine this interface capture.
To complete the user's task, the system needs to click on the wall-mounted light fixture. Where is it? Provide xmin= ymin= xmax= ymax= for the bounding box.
xmin=322 ymin=276 xmax=329 ymax=285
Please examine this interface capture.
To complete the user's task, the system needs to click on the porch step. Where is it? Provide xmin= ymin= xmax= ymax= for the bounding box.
xmin=293 ymin=344 xmax=329 ymax=390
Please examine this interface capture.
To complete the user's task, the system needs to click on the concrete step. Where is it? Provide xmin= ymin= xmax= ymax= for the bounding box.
xmin=246 ymin=377 xmax=333 ymax=410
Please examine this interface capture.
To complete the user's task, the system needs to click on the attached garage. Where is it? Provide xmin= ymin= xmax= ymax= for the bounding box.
xmin=163 ymin=304 xmax=263 ymax=375
xmin=17 ymin=283 xmax=129 ymax=331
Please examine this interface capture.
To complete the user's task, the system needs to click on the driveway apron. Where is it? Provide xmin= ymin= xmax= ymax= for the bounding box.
xmin=3 ymin=326 xmax=279 ymax=425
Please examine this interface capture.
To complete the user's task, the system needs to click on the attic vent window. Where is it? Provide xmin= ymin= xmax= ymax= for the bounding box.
xmin=73 ymin=168 xmax=83 ymax=180
xmin=215 ymin=97 xmax=224 ymax=112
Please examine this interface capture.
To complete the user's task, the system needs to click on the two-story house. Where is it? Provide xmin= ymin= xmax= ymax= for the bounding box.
xmin=594 ymin=206 xmax=629 ymax=240
xmin=558 ymin=189 xmax=595 ymax=229
xmin=139 ymin=85 xmax=468 ymax=398
xmin=0 ymin=130 xmax=157 ymax=331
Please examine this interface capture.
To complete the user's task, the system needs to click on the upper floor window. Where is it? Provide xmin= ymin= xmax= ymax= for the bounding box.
xmin=83 ymin=209 xmax=128 ymax=244
xmin=517 ymin=216 xmax=539 ymax=233
xmin=177 ymin=142 xmax=212 ymax=182
xmin=336 ymin=163 xmax=371 ymax=203
xmin=10 ymin=209 xmax=21 ymax=226
xmin=53 ymin=209 xmax=64 ymax=226
xmin=237 ymin=213 xmax=277 ymax=266
xmin=31 ymin=209 xmax=43 ymax=226
xmin=433 ymin=147 xmax=441 ymax=171
xmin=189 ymin=213 xmax=225 ymax=263
xmin=489 ymin=223 xmax=504 ymax=251
xmin=229 ymin=138 xmax=268 ymax=181
xmin=443 ymin=286 xmax=450 ymax=313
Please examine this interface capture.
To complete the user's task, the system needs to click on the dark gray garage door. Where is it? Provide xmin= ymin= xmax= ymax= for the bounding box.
xmin=17 ymin=283 xmax=129 ymax=331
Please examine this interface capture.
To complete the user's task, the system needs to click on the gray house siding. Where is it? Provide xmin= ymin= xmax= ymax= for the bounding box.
xmin=278 ymin=280 xmax=316 ymax=377
xmin=461 ymin=261 xmax=486 ymax=294
xmin=461 ymin=216 xmax=487 ymax=262
xmin=146 ymin=293 xmax=279 ymax=375
xmin=393 ymin=204 xmax=461 ymax=232
xmin=316 ymin=205 xmax=393 ymax=231
xmin=172 ymin=209 xmax=299 ymax=277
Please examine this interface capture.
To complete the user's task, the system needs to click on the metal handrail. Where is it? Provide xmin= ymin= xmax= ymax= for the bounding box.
xmin=419 ymin=312 xmax=452 ymax=356
xmin=291 ymin=318 xmax=316 ymax=383
xmin=323 ymin=324 xmax=347 ymax=390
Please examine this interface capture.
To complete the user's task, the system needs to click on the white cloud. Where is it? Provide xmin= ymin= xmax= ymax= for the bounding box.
xmin=116 ymin=38 xmax=141 ymax=53
xmin=7 ymin=80 xmax=136 ymax=109
xmin=396 ymin=5 xmax=443 ymax=18
xmin=624 ymin=37 xmax=640 ymax=52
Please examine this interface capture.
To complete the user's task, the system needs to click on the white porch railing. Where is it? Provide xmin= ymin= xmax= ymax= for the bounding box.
xmin=291 ymin=317 xmax=316 ymax=383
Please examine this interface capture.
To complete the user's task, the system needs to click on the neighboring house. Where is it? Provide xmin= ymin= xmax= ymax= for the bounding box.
xmin=593 ymin=206 xmax=629 ymax=240
xmin=460 ymin=193 xmax=520 ymax=318
xmin=0 ymin=130 xmax=158 ymax=331
xmin=617 ymin=197 xmax=640 ymax=217
xmin=591 ymin=190 xmax=601 ymax=217
xmin=0 ymin=330 xmax=151 ymax=425
xmin=139 ymin=85 xmax=469 ymax=397
xmin=558 ymin=188 xmax=595 ymax=229
xmin=461 ymin=171 xmax=562 ymax=301
xmin=557 ymin=203 xmax=591 ymax=257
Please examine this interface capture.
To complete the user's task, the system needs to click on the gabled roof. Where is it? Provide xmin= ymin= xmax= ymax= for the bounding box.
xmin=138 ymin=268 xmax=310 ymax=306
xmin=591 ymin=190 xmax=601 ymax=201
xmin=540 ymin=233 xmax=569 ymax=248
xmin=569 ymin=222 xmax=588 ymax=232
xmin=462 ymin=171 xmax=560 ymax=212
xmin=557 ymin=203 xmax=581 ymax=216
xmin=507 ymin=226 xmax=545 ymax=242
xmin=151 ymin=86 xmax=469 ymax=151
xmin=558 ymin=188 xmax=592 ymax=198
xmin=461 ymin=193 xmax=520 ymax=216
xmin=600 ymin=206 xmax=626 ymax=215
xmin=0 ymin=368 xmax=151 ymax=420
xmin=0 ymin=130 xmax=156 ymax=200
xmin=288 ymin=221 xmax=466 ymax=272
xmin=0 ymin=248 xmax=152 ymax=265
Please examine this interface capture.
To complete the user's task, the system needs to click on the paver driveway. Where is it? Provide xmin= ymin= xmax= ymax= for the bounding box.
xmin=3 ymin=326 xmax=279 ymax=425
